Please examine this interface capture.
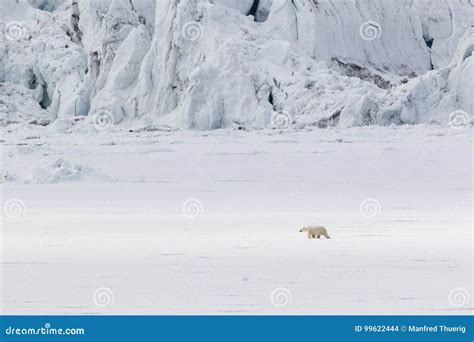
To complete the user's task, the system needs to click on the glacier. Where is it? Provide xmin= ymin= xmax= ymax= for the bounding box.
xmin=0 ymin=0 xmax=473 ymax=130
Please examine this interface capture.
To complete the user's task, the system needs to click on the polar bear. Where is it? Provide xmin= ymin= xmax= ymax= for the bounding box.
xmin=299 ymin=226 xmax=331 ymax=239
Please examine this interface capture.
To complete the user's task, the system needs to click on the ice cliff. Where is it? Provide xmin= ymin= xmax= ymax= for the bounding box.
xmin=0 ymin=0 xmax=473 ymax=130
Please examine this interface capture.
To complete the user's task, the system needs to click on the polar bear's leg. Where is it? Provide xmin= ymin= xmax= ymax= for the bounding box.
xmin=317 ymin=235 xmax=321 ymax=239
xmin=307 ymin=231 xmax=312 ymax=239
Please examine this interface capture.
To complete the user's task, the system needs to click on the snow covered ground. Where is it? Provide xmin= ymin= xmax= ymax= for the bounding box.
xmin=1 ymin=125 xmax=472 ymax=314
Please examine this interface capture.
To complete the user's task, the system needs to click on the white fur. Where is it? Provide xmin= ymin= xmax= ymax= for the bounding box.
xmin=299 ymin=226 xmax=331 ymax=239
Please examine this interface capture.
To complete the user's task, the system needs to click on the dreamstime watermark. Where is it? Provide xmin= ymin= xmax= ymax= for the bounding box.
xmin=271 ymin=112 xmax=292 ymax=129
xmin=92 ymin=110 xmax=114 ymax=130
xmin=270 ymin=287 xmax=292 ymax=307
xmin=448 ymin=110 xmax=471 ymax=130
xmin=4 ymin=323 xmax=85 ymax=336
xmin=359 ymin=198 xmax=382 ymax=218
xmin=359 ymin=21 xmax=382 ymax=41
xmin=3 ymin=21 xmax=27 ymax=41
xmin=93 ymin=287 xmax=114 ymax=307
xmin=186 ymin=100 xmax=212 ymax=128
xmin=448 ymin=287 xmax=471 ymax=307
xmin=3 ymin=198 xmax=26 ymax=218
xmin=432 ymin=15 xmax=473 ymax=59
xmin=182 ymin=21 xmax=203 ymax=41
xmin=260 ymin=15 xmax=297 ymax=52
xmin=182 ymin=198 xmax=204 ymax=218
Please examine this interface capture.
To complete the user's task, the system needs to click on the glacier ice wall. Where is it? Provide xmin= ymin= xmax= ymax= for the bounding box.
xmin=0 ymin=0 xmax=473 ymax=130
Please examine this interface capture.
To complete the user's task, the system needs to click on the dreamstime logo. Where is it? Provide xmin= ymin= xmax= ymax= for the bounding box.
xmin=359 ymin=21 xmax=382 ymax=41
xmin=92 ymin=110 xmax=114 ymax=130
xmin=3 ymin=198 xmax=26 ymax=218
xmin=432 ymin=15 xmax=474 ymax=59
xmin=448 ymin=110 xmax=471 ymax=130
xmin=359 ymin=198 xmax=381 ymax=218
xmin=93 ymin=287 xmax=114 ymax=307
xmin=182 ymin=21 xmax=203 ymax=41
xmin=270 ymin=287 xmax=292 ymax=307
xmin=271 ymin=112 xmax=292 ymax=129
xmin=448 ymin=287 xmax=470 ymax=307
xmin=182 ymin=198 xmax=204 ymax=218
xmin=260 ymin=15 xmax=297 ymax=53
xmin=4 ymin=21 xmax=27 ymax=41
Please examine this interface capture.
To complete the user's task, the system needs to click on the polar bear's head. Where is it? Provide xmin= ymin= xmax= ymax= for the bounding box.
xmin=299 ymin=227 xmax=309 ymax=232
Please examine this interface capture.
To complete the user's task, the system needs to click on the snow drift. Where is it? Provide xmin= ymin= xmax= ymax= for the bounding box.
xmin=23 ymin=158 xmax=112 ymax=184
xmin=0 ymin=0 xmax=473 ymax=130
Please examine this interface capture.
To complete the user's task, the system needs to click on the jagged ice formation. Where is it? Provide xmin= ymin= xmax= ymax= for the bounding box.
xmin=0 ymin=0 xmax=473 ymax=130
